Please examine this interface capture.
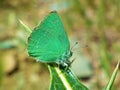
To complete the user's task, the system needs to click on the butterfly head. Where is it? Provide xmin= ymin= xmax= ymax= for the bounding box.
xmin=60 ymin=50 xmax=72 ymax=61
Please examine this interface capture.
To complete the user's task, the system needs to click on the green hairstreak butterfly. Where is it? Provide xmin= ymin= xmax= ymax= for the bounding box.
xmin=28 ymin=11 xmax=72 ymax=69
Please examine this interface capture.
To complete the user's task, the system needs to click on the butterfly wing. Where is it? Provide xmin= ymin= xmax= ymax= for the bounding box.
xmin=28 ymin=11 xmax=70 ymax=63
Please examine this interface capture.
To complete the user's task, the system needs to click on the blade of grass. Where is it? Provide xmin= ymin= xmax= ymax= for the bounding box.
xmin=0 ymin=58 xmax=3 ymax=86
xmin=96 ymin=0 xmax=111 ymax=78
xmin=18 ymin=19 xmax=32 ymax=34
xmin=104 ymin=61 xmax=119 ymax=90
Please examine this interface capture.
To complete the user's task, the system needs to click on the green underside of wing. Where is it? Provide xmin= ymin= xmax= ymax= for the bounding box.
xmin=28 ymin=11 xmax=70 ymax=63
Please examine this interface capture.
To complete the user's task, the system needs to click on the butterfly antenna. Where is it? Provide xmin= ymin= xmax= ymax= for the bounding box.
xmin=71 ymin=58 xmax=76 ymax=64
xmin=71 ymin=42 xmax=78 ymax=50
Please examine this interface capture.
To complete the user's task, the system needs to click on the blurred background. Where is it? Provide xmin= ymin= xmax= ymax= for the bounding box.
xmin=0 ymin=0 xmax=120 ymax=90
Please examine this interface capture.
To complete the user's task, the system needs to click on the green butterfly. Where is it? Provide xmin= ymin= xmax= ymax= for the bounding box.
xmin=28 ymin=11 xmax=72 ymax=69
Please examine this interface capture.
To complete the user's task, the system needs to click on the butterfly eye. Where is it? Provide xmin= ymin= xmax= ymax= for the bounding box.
xmin=66 ymin=51 xmax=72 ymax=57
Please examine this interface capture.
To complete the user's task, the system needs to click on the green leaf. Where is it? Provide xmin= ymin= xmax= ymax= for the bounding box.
xmin=104 ymin=61 xmax=119 ymax=90
xmin=48 ymin=65 xmax=89 ymax=90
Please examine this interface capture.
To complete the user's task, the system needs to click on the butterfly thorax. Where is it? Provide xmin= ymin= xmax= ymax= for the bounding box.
xmin=56 ymin=51 xmax=72 ymax=70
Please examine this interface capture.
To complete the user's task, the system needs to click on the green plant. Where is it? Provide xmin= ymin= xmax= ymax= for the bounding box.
xmin=20 ymin=11 xmax=119 ymax=90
